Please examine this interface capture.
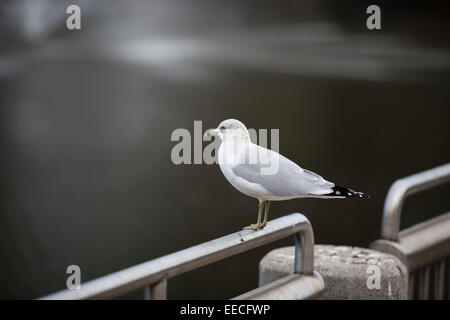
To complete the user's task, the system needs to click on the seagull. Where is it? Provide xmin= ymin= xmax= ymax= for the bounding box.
xmin=205 ymin=119 xmax=369 ymax=230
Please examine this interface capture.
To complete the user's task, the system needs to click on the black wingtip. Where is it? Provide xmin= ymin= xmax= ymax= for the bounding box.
xmin=360 ymin=192 xmax=370 ymax=199
xmin=329 ymin=185 xmax=370 ymax=199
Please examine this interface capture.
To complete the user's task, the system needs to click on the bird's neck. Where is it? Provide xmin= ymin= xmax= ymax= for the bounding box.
xmin=219 ymin=137 xmax=250 ymax=165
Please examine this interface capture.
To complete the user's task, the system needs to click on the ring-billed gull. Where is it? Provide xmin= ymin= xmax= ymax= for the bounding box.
xmin=205 ymin=119 xmax=369 ymax=230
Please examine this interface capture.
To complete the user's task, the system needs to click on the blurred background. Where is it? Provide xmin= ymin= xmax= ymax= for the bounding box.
xmin=0 ymin=0 xmax=449 ymax=299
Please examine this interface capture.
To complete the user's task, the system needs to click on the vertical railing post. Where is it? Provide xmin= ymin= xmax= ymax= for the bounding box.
xmin=433 ymin=260 xmax=445 ymax=299
xmin=150 ymin=277 xmax=167 ymax=300
xmin=294 ymin=233 xmax=301 ymax=273
xmin=143 ymin=277 xmax=168 ymax=300
xmin=143 ymin=286 xmax=150 ymax=300
xmin=293 ymin=220 xmax=314 ymax=274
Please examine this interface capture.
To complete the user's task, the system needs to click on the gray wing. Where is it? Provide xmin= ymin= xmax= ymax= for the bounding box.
xmin=231 ymin=143 xmax=334 ymax=197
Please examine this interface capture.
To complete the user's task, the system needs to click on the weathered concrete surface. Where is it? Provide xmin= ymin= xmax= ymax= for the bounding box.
xmin=259 ymin=245 xmax=408 ymax=300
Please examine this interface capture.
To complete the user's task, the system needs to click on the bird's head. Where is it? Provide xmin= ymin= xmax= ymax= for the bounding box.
xmin=204 ymin=119 xmax=250 ymax=142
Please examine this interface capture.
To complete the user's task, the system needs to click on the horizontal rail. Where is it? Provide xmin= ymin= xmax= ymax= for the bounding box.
xmin=371 ymin=212 xmax=450 ymax=272
xmin=232 ymin=272 xmax=324 ymax=300
xmin=41 ymin=213 xmax=314 ymax=300
xmin=372 ymin=163 xmax=450 ymax=299
xmin=381 ymin=162 xmax=450 ymax=241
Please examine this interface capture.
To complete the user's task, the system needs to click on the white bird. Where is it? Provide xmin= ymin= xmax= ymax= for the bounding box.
xmin=205 ymin=119 xmax=369 ymax=230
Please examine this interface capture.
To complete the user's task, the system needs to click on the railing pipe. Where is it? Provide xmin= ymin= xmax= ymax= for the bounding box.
xmin=381 ymin=163 xmax=450 ymax=241
xmin=41 ymin=213 xmax=314 ymax=300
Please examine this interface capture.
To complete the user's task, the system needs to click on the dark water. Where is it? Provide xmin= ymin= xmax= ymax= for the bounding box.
xmin=0 ymin=1 xmax=449 ymax=299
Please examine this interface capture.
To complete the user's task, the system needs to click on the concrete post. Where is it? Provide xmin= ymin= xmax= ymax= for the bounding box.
xmin=259 ymin=245 xmax=408 ymax=299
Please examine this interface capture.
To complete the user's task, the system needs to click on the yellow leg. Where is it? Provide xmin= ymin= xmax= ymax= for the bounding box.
xmin=244 ymin=201 xmax=264 ymax=230
xmin=261 ymin=201 xmax=271 ymax=228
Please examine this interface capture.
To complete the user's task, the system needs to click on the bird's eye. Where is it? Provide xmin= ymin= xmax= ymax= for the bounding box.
xmin=220 ymin=126 xmax=226 ymax=130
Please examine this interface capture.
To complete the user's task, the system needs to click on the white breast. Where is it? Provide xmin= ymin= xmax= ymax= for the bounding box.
xmin=218 ymin=143 xmax=271 ymax=200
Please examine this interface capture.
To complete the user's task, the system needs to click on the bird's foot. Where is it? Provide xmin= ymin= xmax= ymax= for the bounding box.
xmin=243 ymin=223 xmax=262 ymax=230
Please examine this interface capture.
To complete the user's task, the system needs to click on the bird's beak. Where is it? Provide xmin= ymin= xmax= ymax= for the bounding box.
xmin=204 ymin=129 xmax=219 ymax=138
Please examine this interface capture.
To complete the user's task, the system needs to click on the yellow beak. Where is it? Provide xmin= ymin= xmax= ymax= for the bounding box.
xmin=204 ymin=129 xmax=219 ymax=138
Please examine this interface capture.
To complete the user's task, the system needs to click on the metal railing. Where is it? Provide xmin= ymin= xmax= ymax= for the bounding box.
xmin=370 ymin=163 xmax=450 ymax=300
xmin=40 ymin=213 xmax=324 ymax=300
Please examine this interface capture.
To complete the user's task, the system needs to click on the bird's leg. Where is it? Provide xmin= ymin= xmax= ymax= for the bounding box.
xmin=261 ymin=201 xmax=271 ymax=228
xmin=244 ymin=201 xmax=264 ymax=230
